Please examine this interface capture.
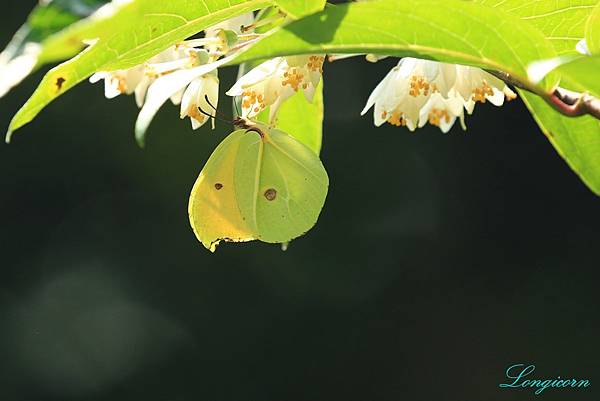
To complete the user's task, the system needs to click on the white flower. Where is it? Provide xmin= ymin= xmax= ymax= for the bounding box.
xmin=452 ymin=65 xmax=516 ymax=114
xmin=184 ymin=13 xmax=255 ymax=58
xmin=89 ymin=9 xmax=247 ymax=109
xmin=361 ymin=58 xmax=457 ymax=131
xmin=418 ymin=92 xmax=465 ymax=133
xmin=134 ymin=54 xmax=233 ymax=144
xmin=226 ymin=54 xmax=325 ymax=121
xmin=180 ymin=71 xmax=219 ymax=130
xmin=89 ymin=67 xmax=145 ymax=99
xmin=362 ymin=57 xmax=516 ymax=132
xmin=88 ymin=13 xmax=260 ymax=145
xmin=90 ymin=45 xmax=194 ymax=106
xmin=143 ymin=47 xmax=210 ymax=105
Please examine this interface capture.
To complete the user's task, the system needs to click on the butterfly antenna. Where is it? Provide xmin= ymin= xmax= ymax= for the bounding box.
xmin=198 ymin=106 xmax=238 ymax=126
xmin=204 ymin=95 xmax=231 ymax=121
xmin=196 ymin=106 xmax=218 ymax=120
xmin=198 ymin=95 xmax=239 ymax=126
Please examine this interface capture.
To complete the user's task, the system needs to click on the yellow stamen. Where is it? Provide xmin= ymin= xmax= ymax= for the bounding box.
xmin=428 ymin=108 xmax=451 ymax=127
xmin=387 ymin=111 xmax=406 ymax=127
xmin=409 ymin=75 xmax=430 ymax=97
xmin=281 ymin=68 xmax=304 ymax=91
xmin=472 ymin=80 xmax=494 ymax=103
xmin=188 ymin=105 xmax=206 ymax=122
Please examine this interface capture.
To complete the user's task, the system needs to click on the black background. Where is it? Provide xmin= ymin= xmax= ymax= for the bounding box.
xmin=1 ymin=1 xmax=599 ymax=400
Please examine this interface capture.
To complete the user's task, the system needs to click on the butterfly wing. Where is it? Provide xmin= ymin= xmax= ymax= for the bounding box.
xmin=188 ymin=129 xmax=257 ymax=252
xmin=251 ymin=128 xmax=329 ymax=243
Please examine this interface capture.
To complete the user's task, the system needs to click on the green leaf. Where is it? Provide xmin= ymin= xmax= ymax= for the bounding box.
xmin=476 ymin=0 xmax=599 ymax=55
xmin=7 ymin=0 xmax=272 ymax=141
xmin=275 ymin=80 xmax=323 ymax=154
xmin=586 ymin=1 xmax=600 ymax=54
xmin=275 ymin=0 xmax=326 ymax=19
xmin=188 ymin=127 xmax=329 ymax=251
xmin=231 ymin=0 xmax=600 ymax=196
xmin=474 ymin=0 xmax=600 ymax=196
xmin=233 ymin=0 xmax=557 ymax=90
xmin=554 ymin=56 xmax=600 ymax=97
xmin=519 ymin=89 xmax=600 ymax=195
xmin=0 ymin=0 xmax=110 ymax=98
xmin=34 ymin=2 xmax=119 ymax=65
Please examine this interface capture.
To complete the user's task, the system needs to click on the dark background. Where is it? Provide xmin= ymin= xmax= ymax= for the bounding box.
xmin=1 ymin=2 xmax=599 ymax=400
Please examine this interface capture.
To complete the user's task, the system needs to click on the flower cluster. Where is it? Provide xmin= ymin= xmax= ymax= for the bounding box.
xmin=362 ymin=58 xmax=516 ymax=133
xmin=89 ymin=13 xmax=254 ymax=143
xmin=227 ymin=55 xmax=325 ymax=121
xmin=89 ymin=12 xmax=517 ymax=141
xmin=90 ymin=11 xmax=327 ymax=142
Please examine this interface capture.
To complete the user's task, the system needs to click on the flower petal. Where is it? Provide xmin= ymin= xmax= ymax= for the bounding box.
xmin=135 ymin=56 xmax=231 ymax=145
xmin=226 ymin=58 xmax=284 ymax=96
xmin=361 ymin=66 xmax=397 ymax=115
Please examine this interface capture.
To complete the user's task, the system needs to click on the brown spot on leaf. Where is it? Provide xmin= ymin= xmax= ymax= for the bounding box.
xmin=214 ymin=183 xmax=224 ymax=190
xmin=55 ymin=77 xmax=66 ymax=90
xmin=264 ymin=188 xmax=277 ymax=201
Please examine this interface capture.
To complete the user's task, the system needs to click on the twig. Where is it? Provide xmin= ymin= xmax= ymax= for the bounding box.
xmin=488 ymin=69 xmax=600 ymax=120
xmin=550 ymin=88 xmax=600 ymax=120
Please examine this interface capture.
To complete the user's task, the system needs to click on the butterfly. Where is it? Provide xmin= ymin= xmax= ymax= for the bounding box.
xmin=188 ymin=97 xmax=329 ymax=252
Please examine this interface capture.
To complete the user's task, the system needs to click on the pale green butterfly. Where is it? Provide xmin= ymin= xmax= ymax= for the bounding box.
xmin=188 ymin=120 xmax=329 ymax=252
